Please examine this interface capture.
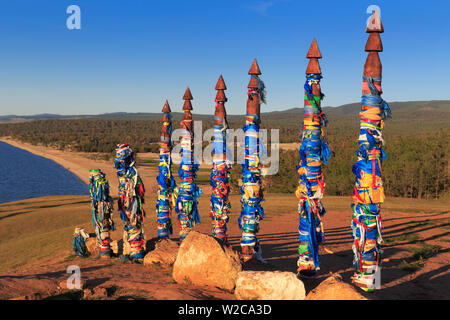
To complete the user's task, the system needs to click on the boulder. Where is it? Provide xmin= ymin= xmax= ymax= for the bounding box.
xmin=85 ymin=238 xmax=98 ymax=256
xmin=144 ymin=239 xmax=179 ymax=266
xmin=234 ymin=271 xmax=306 ymax=300
xmin=172 ymin=231 xmax=242 ymax=291
xmin=305 ymin=274 xmax=368 ymax=300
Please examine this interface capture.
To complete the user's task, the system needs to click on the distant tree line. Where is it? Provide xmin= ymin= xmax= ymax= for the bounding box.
xmin=267 ymin=131 xmax=449 ymax=200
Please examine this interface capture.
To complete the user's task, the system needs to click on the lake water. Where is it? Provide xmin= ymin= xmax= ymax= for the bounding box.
xmin=0 ymin=141 xmax=88 ymax=203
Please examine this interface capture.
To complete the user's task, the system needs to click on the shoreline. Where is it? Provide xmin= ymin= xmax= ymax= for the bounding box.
xmin=0 ymin=137 xmax=158 ymax=196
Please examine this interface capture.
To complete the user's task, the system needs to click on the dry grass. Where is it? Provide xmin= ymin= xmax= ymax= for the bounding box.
xmin=0 ymin=196 xmax=92 ymax=271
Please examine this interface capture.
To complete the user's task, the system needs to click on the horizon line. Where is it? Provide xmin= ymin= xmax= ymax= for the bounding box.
xmin=1 ymin=99 xmax=449 ymax=118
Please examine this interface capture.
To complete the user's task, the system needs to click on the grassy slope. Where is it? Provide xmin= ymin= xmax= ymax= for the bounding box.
xmin=0 ymin=196 xmax=91 ymax=271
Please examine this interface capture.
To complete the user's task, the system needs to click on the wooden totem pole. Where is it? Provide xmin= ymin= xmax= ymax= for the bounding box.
xmin=239 ymin=59 xmax=266 ymax=262
xmin=351 ymin=9 xmax=391 ymax=291
xmin=176 ymin=87 xmax=201 ymax=240
xmin=210 ymin=75 xmax=232 ymax=241
xmin=295 ymin=39 xmax=330 ymax=277
xmin=156 ymin=100 xmax=177 ymax=238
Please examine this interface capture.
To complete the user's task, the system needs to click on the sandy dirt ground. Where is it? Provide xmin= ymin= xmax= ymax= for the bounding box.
xmin=1 ymin=198 xmax=448 ymax=300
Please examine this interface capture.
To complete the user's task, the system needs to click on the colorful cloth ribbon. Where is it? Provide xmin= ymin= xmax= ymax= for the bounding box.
xmin=156 ymin=112 xmax=177 ymax=238
xmin=351 ymin=76 xmax=390 ymax=291
xmin=296 ymin=74 xmax=329 ymax=273
xmin=239 ymin=115 xmax=265 ymax=260
xmin=210 ymin=100 xmax=231 ymax=241
xmin=89 ymin=169 xmax=115 ymax=257
xmin=115 ymin=143 xmax=146 ymax=260
xmin=176 ymin=126 xmax=202 ymax=241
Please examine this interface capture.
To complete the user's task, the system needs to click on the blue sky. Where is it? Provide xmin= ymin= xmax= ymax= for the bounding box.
xmin=0 ymin=0 xmax=448 ymax=116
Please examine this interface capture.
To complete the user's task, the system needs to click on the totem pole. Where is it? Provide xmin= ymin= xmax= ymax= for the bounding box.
xmin=295 ymin=39 xmax=330 ymax=277
xmin=156 ymin=100 xmax=177 ymax=238
xmin=89 ymin=169 xmax=115 ymax=257
xmin=239 ymin=59 xmax=266 ymax=262
xmin=176 ymin=87 xmax=202 ymax=241
xmin=210 ymin=75 xmax=232 ymax=242
xmin=114 ymin=143 xmax=146 ymax=261
xmin=351 ymin=10 xmax=391 ymax=291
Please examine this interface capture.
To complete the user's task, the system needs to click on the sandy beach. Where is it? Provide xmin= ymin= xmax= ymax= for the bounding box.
xmin=0 ymin=137 xmax=158 ymax=196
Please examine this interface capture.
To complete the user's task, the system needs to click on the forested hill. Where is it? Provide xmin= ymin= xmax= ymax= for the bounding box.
xmin=1 ymin=100 xmax=449 ymax=123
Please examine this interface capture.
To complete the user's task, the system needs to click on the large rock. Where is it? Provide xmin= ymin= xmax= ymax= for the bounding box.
xmin=172 ymin=231 xmax=242 ymax=291
xmin=235 ymin=271 xmax=306 ymax=300
xmin=144 ymin=238 xmax=179 ymax=266
xmin=305 ymin=274 xmax=368 ymax=300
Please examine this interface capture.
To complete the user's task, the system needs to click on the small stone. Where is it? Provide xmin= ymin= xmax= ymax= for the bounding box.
xmin=144 ymin=238 xmax=179 ymax=266
xmin=305 ymin=274 xmax=368 ymax=300
xmin=58 ymin=279 xmax=86 ymax=290
xmin=83 ymin=289 xmax=93 ymax=299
